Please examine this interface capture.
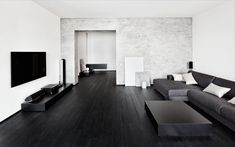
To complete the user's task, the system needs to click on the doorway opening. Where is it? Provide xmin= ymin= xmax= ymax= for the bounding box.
xmin=75 ymin=30 xmax=116 ymax=80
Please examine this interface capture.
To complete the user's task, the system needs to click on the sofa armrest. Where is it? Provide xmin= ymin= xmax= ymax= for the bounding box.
xmin=167 ymin=75 xmax=174 ymax=80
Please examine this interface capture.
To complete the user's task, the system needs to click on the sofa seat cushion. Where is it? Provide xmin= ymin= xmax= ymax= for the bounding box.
xmin=220 ymin=104 xmax=235 ymax=124
xmin=153 ymin=79 xmax=202 ymax=98
xmin=188 ymin=90 xmax=228 ymax=114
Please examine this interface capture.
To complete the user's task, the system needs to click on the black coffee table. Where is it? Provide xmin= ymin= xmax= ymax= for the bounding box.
xmin=145 ymin=101 xmax=212 ymax=136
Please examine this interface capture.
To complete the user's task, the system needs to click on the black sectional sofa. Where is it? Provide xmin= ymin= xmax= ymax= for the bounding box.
xmin=153 ymin=71 xmax=235 ymax=132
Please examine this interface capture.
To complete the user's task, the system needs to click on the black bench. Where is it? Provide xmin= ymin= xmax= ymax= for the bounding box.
xmin=86 ymin=64 xmax=107 ymax=73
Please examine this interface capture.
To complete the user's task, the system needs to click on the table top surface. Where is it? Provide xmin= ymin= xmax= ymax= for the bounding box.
xmin=145 ymin=101 xmax=212 ymax=125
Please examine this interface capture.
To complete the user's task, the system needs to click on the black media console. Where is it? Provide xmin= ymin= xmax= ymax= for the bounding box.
xmin=21 ymin=84 xmax=73 ymax=111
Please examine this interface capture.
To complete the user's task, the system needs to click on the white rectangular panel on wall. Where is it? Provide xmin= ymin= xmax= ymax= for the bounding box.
xmin=125 ymin=57 xmax=144 ymax=86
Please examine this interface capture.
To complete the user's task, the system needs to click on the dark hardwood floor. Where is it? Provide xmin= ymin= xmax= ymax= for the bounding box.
xmin=1 ymin=71 xmax=235 ymax=147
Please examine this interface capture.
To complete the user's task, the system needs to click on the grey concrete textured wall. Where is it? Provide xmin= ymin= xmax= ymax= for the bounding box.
xmin=61 ymin=18 xmax=192 ymax=85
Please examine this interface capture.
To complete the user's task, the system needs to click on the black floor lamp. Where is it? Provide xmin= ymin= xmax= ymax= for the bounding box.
xmin=188 ymin=61 xmax=193 ymax=71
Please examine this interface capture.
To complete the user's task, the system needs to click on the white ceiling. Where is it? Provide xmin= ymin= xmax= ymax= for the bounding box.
xmin=32 ymin=0 xmax=230 ymax=18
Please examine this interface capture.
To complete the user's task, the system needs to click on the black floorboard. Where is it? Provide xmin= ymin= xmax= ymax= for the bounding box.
xmin=1 ymin=71 xmax=235 ymax=147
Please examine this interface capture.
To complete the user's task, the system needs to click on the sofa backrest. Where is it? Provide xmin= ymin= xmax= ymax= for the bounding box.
xmin=213 ymin=77 xmax=235 ymax=99
xmin=190 ymin=71 xmax=215 ymax=89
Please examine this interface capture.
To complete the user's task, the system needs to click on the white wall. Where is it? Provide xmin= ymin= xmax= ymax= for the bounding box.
xmin=193 ymin=1 xmax=235 ymax=80
xmin=75 ymin=32 xmax=88 ymax=74
xmin=75 ymin=31 xmax=116 ymax=72
xmin=76 ymin=32 xmax=88 ymax=73
xmin=87 ymin=31 xmax=116 ymax=70
xmin=0 ymin=1 xmax=60 ymax=122
xmin=61 ymin=18 xmax=192 ymax=85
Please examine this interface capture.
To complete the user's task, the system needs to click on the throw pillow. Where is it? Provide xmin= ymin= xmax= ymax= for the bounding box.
xmin=172 ymin=74 xmax=184 ymax=81
xmin=203 ymin=83 xmax=231 ymax=98
xmin=183 ymin=73 xmax=198 ymax=85
xmin=228 ymin=97 xmax=235 ymax=105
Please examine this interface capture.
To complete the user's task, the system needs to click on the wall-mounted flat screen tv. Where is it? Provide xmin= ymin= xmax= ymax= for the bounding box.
xmin=11 ymin=52 xmax=46 ymax=87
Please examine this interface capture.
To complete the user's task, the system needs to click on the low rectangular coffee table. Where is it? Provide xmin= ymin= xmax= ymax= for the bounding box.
xmin=145 ymin=101 xmax=212 ymax=136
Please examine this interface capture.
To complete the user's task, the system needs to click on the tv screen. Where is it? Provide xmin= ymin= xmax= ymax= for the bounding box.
xmin=11 ymin=52 xmax=46 ymax=87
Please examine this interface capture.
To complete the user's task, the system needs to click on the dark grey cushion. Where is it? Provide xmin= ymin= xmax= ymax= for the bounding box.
xmin=188 ymin=90 xmax=228 ymax=114
xmin=190 ymin=71 xmax=215 ymax=89
xmin=213 ymin=77 xmax=235 ymax=99
xmin=153 ymin=79 xmax=201 ymax=98
xmin=220 ymin=104 xmax=235 ymax=124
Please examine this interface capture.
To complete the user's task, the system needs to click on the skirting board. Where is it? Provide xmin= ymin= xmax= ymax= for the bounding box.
xmin=0 ymin=110 xmax=21 ymax=124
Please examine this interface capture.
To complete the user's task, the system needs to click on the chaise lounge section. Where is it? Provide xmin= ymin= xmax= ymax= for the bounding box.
xmin=153 ymin=78 xmax=202 ymax=101
xmin=153 ymin=71 xmax=235 ymax=132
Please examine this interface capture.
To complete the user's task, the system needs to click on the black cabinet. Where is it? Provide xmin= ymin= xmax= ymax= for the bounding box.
xmin=21 ymin=84 xmax=73 ymax=111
